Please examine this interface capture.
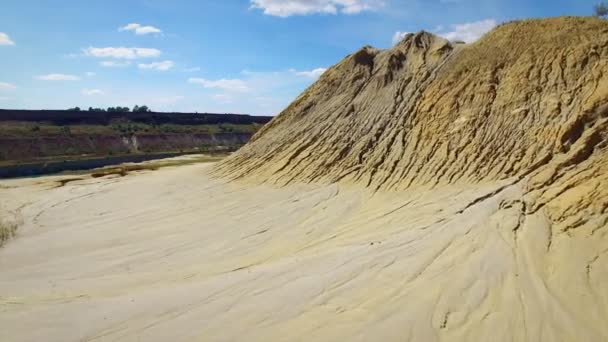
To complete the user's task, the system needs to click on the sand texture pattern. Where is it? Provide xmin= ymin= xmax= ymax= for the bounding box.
xmin=0 ymin=162 xmax=605 ymax=341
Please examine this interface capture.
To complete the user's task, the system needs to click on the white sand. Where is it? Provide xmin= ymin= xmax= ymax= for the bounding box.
xmin=1 ymin=162 xmax=607 ymax=341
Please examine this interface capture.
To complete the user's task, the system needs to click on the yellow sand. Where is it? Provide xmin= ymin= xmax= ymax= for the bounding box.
xmin=1 ymin=160 xmax=606 ymax=341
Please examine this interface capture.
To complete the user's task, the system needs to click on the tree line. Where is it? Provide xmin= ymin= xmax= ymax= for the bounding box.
xmin=67 ymin=105 xmax=152 ymax=113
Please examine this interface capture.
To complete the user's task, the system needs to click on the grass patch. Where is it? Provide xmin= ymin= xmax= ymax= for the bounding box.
xmin=0 ymin=211 xmax=19 ymax=247
xmin=54 ymin=177 xmax=85 ymax=188
xmin=89 ymin=154 xmax=226 ymax=178
xmin=91 ymin=165 xmax=157 ymax=178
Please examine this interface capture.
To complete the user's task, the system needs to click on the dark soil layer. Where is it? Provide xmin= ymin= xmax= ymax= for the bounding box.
xmin=0 ymin=110 xmax=272 ymax=165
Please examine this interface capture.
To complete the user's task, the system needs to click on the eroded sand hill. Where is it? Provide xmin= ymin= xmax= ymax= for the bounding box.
xmin=215 ymin=17 xmax=608 ymax=235
xmin=218 ymin=16 xmax=608 ymax=340
xmin=1 ymin=16 xmax=608 ymax=342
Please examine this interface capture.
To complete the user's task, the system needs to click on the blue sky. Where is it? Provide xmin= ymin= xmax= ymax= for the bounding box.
xmin=0 ymin=0 xmax=600 ymax=115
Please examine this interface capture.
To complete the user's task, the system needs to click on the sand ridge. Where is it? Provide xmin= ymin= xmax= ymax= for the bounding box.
xmin=215 ymin=17 xmax=608 ymax=236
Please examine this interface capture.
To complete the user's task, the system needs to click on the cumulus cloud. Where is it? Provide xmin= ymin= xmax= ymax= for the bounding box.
xmin=183 ymin=67 xmax=201 ymax=72
xmin=188 ymin=78 xmax=250 ymax=92
xmin=85 ymin=72 xmax=96 ymax=77
xmin=36 ymin=74 xmax=81 ymax=81
xmin=250 ymin=0 xmax=384 ymax=17
xmin=437 ymin=19 xmax=497 ymax=43
xmin=291 ymin=68 xmax=327 ymax=79
xmin=119 ymin=23 xmax=162 ymax=35
xmin=187 ymin=68 xmax=328 ymax=115
xmin=138 ymin=60 xmax=174 ymax=71
xmin=392 ymin=31 xmax=411 ymax=45
xmin=0 ymin=32 xmax=15 ymax=46
xmin=83 ymin=47 xmax=161 ymax=59
xmin=100 ymin=61 xmax=131 ymax=67
xmin=81 ymin=88 xmax=104 ymax=96
xmin=0 ymin=82 xmax=16 ymax=90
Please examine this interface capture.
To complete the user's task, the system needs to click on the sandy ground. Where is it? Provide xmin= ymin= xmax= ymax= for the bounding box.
xmin=1 ymin=160 xmax=607 ymax=342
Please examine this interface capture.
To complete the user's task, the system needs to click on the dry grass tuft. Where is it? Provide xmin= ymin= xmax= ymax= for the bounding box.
xmin=91 ymin=165 xmax=154 ymax=178
xmin=90 ymin=154 xmax=225 ymax=178
xmin=0 ymin=210 xmax=20 ymax=247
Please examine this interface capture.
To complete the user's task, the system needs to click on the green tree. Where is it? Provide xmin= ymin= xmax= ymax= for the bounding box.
xmin=107 ymin=106 xmax=130 ymax=112
xmin=67 ymin=107 xmax=81 ymax=111
xmin=595 ymin=2 xmax=608 ymax=17
xmin=132 ymin=105 xmax=151 ymax=113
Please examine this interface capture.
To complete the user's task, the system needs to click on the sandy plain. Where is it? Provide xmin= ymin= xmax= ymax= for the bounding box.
xmin=0 ymin=157 xmax=606 ymax=342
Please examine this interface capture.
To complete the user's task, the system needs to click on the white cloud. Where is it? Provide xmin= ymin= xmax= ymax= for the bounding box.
xmin=36 ymin=74 xmax=81 ymax=81
xmin=213 ymin=94 xmax=234 ymax=104
xmin=0 ymin=82 xmax=16 ymax=90
xmin=0 ymin=32 xmax=15 ymax=46
xmin=83 ymin=47 xmax=161 ymax=59
xmin=81 ymin=88 xmax=104 ymax=96
xmin=392 ymin=31 xmax=411 ymax=45
xmin=188 ymin=78 xmax=250 ymax=92
xmin=85 ymin=72 xmax=96 ymax=77
xmin=100 ymin=60 xmax=131 ymax=67
xmin=392 ymin=19 xmax=497 ymax=46
xmin=186 ymin=68 xmax=327 ymax=115
xmin=291 ymin=67 xmax=327 ymax=79
xmin=138 ymin=60 xmax=174 ymax=71
xmin=250 ymin=0 xmax=384 ymax=17
xmin=119 ymin=23 xmax=162 ymax=35
xmin=183 ymin=67 xmax=201 ymax=72
xmin=437 ymin=19 xmax=497 ymax=43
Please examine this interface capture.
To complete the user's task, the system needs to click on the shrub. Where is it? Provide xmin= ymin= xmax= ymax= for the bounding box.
xmin=595 ymin=2 xmax=608 ymax=17
xmin=132 ymin=105 xmax=151 ymax=113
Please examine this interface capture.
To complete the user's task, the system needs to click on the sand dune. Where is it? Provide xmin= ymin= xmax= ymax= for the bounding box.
xmin=0 ymin=161 xmax=606 ymax=341
xmin=2 ymin=17 xmax=608 ymax=341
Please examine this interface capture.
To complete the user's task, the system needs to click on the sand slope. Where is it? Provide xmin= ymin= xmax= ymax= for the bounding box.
xmin=215 ymin=17 xmax=608 ymax=237
xmin=1 ymin=162 xmax=606 ymax=341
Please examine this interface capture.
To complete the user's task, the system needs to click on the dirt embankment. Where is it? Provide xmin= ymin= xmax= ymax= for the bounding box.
xmin=0 ymin=110 xmax=272 ymax=164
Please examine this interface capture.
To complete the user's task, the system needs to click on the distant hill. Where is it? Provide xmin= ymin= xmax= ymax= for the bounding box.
xmin=0 ymin=109 xmax=271 ymax=126
xmin=0 ymin=109 xmax=272 ymax=166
